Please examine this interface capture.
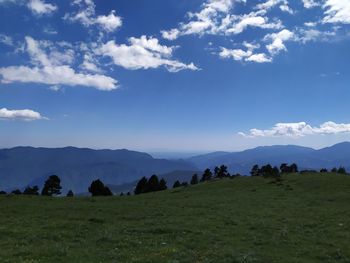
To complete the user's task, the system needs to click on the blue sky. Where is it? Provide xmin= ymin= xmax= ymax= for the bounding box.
xmin=1 ymin=0 xmax=350 ymax=152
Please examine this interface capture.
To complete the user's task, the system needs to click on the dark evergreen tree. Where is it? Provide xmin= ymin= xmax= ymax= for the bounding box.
xmin=190 ymin=174 xmax=199 ymax=185
xmin=290 ymin=163 xmax=298 ymax=173
xmin=173 ymin=180 xmax=181 ymax=188
xmin=88 ymin=179 xmax=112 ymax=196
xmin=127 ymin=192 xmax=131 ymax=196
xmin=147 ymin=175 xmax=160 ymax=192
xmin=201 ymin=168 xmax=212 ymax=182
xmin=0 ymin=191 xmax=6 ymax=195
xmin=66 ymin=190 xmax=74 ymax=197
xmin=120 ymin=192 xmax=124 ymax=196
xmin=320 ymin=168 xmax=328 ymax=173
xmin=214 ymin=166 xmax=220 ymax=178
xmin=217 ymin=165 xmax=228 ymax=178
xmin=272 ymin=166 xmax=280 ymax=177
xmin=134 ymin=177 xmax=148 ymax=195
xmin=41 ymin=175 xmax=62 ymax=196
xmin=250 ymin=165 xmax=260 ymax=176
xmin=12 ymin=189 xmax=22 ymax=195
xmin=338 ymin=167 xmax=346 ymax=174
xmin=280 ymin=163 xmax=289 ymax=173
xmin=159 ymin=178 xmax=167 ymax=191
xmin=181 ymin=182 xmax=188 ymax=187
xmin=331 ymin=167 xmax=338 ymax=173
xmin=23 ymin=186 xmax=39 ymax=195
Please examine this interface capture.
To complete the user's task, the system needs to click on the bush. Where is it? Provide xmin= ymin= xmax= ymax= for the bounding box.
xmin=66 ymin=190 xmax=74 ymax=197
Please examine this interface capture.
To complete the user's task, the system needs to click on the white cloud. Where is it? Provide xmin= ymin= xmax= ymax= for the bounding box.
xmin=95 ymin=10 xmax=122 ymax=32
xmin=0 ymin=36 xmax=118 ymax=91
xmin=279 ymin=4 xmax=294 ymax=14
xmin=161 ymin=0 xmax=236 ymax=39
xmin=265 ymin=29 xmax=294 ymax=55
xmin=64 ymin=0 xmax=122 ymax=32
xmin=98 ymin=35 xmax=199 ymax=72
xmin=225 ymin=13 xmax=283 ymax=34
xmin=80 ymin=53 xmax=103 ymax=73
xmin=219 ymin=42 xmax=271 ymax=63
xmin=246 ymin=53 xmax=272 ymax=63
xmin=0 ymin=34 xmax=13 ymax=46
xmin=323 ymin=0 xmax=350 ymax=24
xmin=296 ymin=28 xmax=336 ymax=43
xmin=302 ymin=0 xmax=320 ymax=9
xmin=239 ymin=121 xmax=350 ymax=137
xmin=0 ymin=108 xmax=46 ymax=121
xmin=27 ymin=0 xmax=57 ymax=15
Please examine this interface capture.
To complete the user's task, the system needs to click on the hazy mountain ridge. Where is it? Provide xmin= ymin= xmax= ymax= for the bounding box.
xmin=0 ymin=146 xmax=195 ymax=193
xmin=2 ymin=142 xmax=350 ymax=194
xmin=187 ymin=143 xmax=350 ymax=174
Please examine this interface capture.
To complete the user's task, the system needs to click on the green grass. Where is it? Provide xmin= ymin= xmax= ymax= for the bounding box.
xmin=1 ymin=173 xmax=350 ymax=263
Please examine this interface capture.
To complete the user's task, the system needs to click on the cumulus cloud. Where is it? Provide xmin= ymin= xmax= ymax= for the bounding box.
xmin=0 ymin=36 xmax=118 ymax=91
xmin=27 ymin=0 xmax=57 ymax=15
xmin=161 ymin=0 xmax=240 ymax=39
xmin=302 ymin=0 xmax=320 ymax=9
xmin=239 ymin=121 xmax=350 ymax=137
xmin=219 ymin=42 xmax=271 ymax=63
xmin=64 ymin=0 xmax=122 ymax=32
xmin=0 ymin=108 xmax=46 ymax=121
xmin=265 ymin=29 xmax=294 ymax=55
xmin=323 ymin=0 xmax=350 ymax=24
xmin=225 ymin=12 xmax=283 ymax=35
xmin=98 ymin=35 xmax=199 ymax=72
xmin=255 ymin=0 xmax=292 ymax=13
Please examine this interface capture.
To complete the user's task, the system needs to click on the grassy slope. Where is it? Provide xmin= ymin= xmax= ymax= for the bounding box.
xmin=0 ymin=173 xmax=350 ymax=263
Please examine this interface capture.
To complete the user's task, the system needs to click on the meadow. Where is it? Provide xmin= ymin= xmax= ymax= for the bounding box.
xmin=0 ymin=173 xmax=350 ymax=263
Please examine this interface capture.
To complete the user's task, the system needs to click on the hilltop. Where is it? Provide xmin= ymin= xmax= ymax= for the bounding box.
xmin=0 ymin=172 xmax=349 ymax=262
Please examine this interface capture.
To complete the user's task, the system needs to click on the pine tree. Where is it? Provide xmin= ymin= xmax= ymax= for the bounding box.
xmin=41 ymin=175 xmax=62 ymax=196
xmin=134 ymin=177 xmax=148 ymax=195
xmin=173 ymin=180 xmax=181 ymax=188
xmin=190 ymin=174 xmax=198 ymax=185
xmin=159 ymin=178 xmax=167 ymax=191
xmin=88 ymin=179 xmax=112 ymax=196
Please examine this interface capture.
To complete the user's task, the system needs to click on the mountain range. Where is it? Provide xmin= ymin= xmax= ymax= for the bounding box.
xmin=1 ymin=142 xmax=350 ymax=194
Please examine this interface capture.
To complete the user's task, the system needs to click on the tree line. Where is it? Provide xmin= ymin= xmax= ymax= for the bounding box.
xmin=0 ymin=163 xmax=348 ymax=197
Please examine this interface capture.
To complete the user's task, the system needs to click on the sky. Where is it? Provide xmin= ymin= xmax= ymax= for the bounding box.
xmin=1 ymin=0 xmax=350 ymax=153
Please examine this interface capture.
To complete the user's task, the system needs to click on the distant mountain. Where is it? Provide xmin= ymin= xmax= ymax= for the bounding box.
xmin=2 ymin=142 xmax=350 ymax=195
xmin=0 ymin=147 xmax=195 ymax=193
xmin=187 ymin=143 xmax=350 ymax=174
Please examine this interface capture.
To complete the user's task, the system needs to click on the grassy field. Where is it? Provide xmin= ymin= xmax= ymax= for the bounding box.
xmin=0 ymin=173 xmax=350 ymax=263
